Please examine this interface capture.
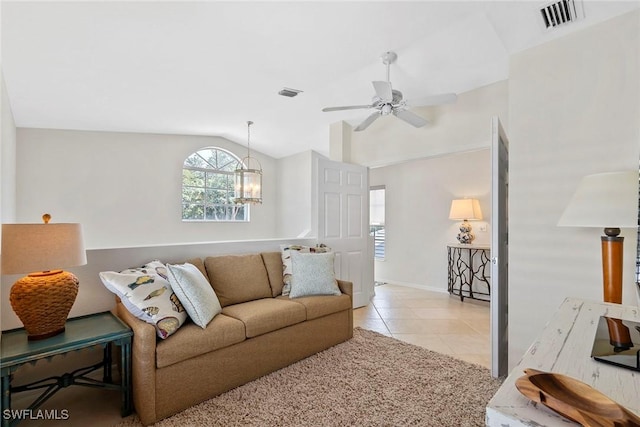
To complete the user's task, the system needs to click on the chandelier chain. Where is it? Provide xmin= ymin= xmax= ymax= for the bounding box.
xmin=246 ymin=120 xmax=253 ymax=161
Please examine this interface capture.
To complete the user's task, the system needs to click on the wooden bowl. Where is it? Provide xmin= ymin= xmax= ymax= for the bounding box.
xmin=515 ymin=368 xmax=640 ymax=427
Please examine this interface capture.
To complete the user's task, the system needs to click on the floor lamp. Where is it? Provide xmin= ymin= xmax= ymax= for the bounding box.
xmin=558 ymin=171 xmax=638 ymax=304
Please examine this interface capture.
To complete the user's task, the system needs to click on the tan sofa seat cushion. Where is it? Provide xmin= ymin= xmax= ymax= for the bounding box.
xmin=222 ymin=299 xmax=306 ymax=338
xmin=278 ymin=294 xmax=351 ymax=320
xmin=205 ymin=254 xmax=272 ymax=307
xmin=261 ymin=251 xmax=285 ymax=297
xmin=156 ymin=314 xmax=245 ymax=368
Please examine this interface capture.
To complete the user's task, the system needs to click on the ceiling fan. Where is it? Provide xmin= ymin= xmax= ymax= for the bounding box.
xmin=322 ymin=51 xmax=457 ymax=131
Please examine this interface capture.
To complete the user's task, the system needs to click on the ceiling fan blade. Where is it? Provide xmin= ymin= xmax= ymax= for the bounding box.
xmin=354 ymin=111 xmax=381 ymax=132
xmin=393 ymin=109 xmax=428 ymax=128
xmin=372 ymin=81 xmax=393 ymax=101
xmin=406 ymin=93 xmax=457 ymax=108
xmin=322 ymin=104 xmax=373 ymax=112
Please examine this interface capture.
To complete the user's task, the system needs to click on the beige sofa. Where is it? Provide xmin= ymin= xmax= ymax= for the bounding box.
xmin=115 ymin=251 xmax=353 ymax=426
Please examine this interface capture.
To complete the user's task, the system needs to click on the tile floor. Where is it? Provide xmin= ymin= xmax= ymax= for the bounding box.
xmin=11 ymin=284 xmax=490 ymax=426
xmin=355 ymin=283 xmax=491 ymax=369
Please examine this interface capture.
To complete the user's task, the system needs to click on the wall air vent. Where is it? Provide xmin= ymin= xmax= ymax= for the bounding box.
xmin=539 ymin=0 xmax=584 ymax=29
xmin=278 ymin=87 xmax=303 ymax=98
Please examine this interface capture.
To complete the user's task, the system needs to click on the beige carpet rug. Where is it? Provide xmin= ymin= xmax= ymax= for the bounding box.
xmin=115 ymin=328 xmax=502 ymax=426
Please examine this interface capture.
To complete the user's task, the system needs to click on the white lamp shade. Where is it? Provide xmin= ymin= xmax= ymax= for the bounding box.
xmin=1 ymin=223 xmax=87 ymax=274
xmin=449 ymin=199 xmax=483 ymax=221
xmin=558 ymin=171 xmax=638 ymax=228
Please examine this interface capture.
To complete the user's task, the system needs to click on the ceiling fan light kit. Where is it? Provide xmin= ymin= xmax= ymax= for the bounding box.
xmin=322 ymin=51 xmax=457 ymax=131
xmin=381 ymin=51 xmax=397 ymax=66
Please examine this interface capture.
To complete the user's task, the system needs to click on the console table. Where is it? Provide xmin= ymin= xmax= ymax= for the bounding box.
xmin=0 ymin=312 xmax=132 ymax=427
xmin=447 ymin=244 xmax=491 ymax=301
xmin=486 ymin=298 xmax=640 ymax=426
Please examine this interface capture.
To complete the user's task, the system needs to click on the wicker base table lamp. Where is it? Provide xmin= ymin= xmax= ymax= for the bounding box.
xmin=1 ymin=214 xmax=87 ymax=340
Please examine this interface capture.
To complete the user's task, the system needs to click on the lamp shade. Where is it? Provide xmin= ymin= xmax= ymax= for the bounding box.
xmin=1 ymin=223 xmax=87 ymax=274
xmin=557 ymin=171 xmax=638 ymax=228
xmin=449 ymin=199 xmax=483 ymax=221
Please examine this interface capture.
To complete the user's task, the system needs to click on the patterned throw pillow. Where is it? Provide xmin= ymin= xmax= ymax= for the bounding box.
xmin=100 ymin=260 xmax=188 ymax=339
xmin=280 ymin=244 xmax=330 ymax=296
xmin=166 ymin=262 xmax=222 ymax=328
xmin=289 ymin=251 xmax=341 ymax=298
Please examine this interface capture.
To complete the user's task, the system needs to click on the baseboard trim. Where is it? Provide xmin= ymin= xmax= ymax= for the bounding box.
xmin=374 ymin=279 xmax=448 ymax=295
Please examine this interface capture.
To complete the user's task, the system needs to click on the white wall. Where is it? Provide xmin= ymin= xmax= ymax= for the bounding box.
xmin=15 ymin=128 xmax=279 ymax=249
xmin=349 ymin=80 xmax=508 ymax=168
xmin=275 ymin=150 xmax=326 ymax=238
xmin=276 ymin=150 xmax=313 ymax=237
xmin=509 ymin=10 xmax=640 ymax=369
xmin=1 ymin=68 xmax=18 ymax=333
xmin=1 ymin=71 xmax=17 ymax=228
xmin=329 ymin=121 xmax=351 ymax=162
xmin=370 ymin=149 xmax=491 ymax=291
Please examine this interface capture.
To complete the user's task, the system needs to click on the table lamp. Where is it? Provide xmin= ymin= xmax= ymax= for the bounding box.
xmin=449 ymin=199 xmax=483 ymax=244
xmin=1 ymin=214 xmax=87 ymax=340
xmin=557 ymin=171 xmax=638 ymax=304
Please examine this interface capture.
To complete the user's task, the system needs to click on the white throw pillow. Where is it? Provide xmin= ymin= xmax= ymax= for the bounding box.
xmin=166 ymin=263 xmax=222 ymax=328
xmin=280 ymin=244 xmax=330 ymax=296
xmin=289 ymin=251 xmax=341 ymax=298
xmin=100 ymin=260 xmax=188 ymax=339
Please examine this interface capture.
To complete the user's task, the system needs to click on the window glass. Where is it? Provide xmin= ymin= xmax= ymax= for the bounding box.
xmin=370 ymin=187 xmax=385 ymax=260
xmin=182 ymin=147 xmax=248 ymax=222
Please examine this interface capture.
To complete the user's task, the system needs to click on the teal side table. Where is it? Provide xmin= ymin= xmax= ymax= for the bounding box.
xmin=0 ymin=311 xmax=132 ymax=426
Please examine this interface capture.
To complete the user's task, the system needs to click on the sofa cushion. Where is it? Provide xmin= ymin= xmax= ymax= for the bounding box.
xmin=99 ymin=260 xmax=188 ymax=339
xmin=280 ymin=244 xmax=331 ymax=295
xmin=156 ymin=313 xmax=246 ymax=368
xmin=277 ymin=294 xmax=352 ymax=320
xmin=182 ymin=258 xmax=208 ymax=282
xmin=289 ymin=251 xmax=341 ymax=298
xmin=166 ymin=262 xmax=222 ymax=328
xmin=222 ymin=299 xmax=306 ymax=338
xmin=261 ymin=251 xmax=285 ymax=297
xmin=204 ymin=254 xmax=272 ymax=307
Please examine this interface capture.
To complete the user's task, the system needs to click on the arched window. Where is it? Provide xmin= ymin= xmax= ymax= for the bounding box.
xmin=182 ymin=147 xmax=248 ymax=221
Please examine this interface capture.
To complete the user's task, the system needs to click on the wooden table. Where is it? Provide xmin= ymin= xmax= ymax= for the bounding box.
xmin=0 ymin=312 xmax=132 ymax=426
xmin=486 ymin=298 xmax=640 ymax=426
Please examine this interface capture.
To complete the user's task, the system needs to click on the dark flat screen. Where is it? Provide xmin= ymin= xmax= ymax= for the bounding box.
xmin=591 ymin=316 xmax=640 ymax=372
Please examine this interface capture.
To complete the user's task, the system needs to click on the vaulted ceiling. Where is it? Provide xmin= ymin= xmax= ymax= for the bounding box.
xmin=3 ymin=1 xmax=638 ymax=158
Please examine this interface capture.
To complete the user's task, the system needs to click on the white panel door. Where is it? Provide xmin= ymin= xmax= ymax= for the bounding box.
xmin=317 ymin=157 xmax=373 ymax=308
xmin=491 ymin=116 xmax=509 ymax=378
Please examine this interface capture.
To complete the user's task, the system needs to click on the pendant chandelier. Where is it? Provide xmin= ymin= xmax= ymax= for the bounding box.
xmin=234 ymin=121 xmax=263 ymax=205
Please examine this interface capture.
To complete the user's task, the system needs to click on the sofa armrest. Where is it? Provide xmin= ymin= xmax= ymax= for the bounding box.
xmin=116 ymin=302 xmax=157 ymax=355
xmin=115 ymin=302 xmax=158 ymax=426
xmin=337 ymin=279 xmax=353 ymax=297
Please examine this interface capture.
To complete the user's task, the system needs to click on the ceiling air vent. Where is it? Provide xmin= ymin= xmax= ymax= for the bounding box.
xmin=539 ymin=0 xmax=583 ymax=29
xmin=278 ymin=87 xmax=303 ymax=98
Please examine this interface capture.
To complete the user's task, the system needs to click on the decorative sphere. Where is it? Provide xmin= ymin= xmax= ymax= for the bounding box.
xmin=459 ymin=222 xmax=472 ymax=233
xmin=457 ymin=232 xmax=475 ymax=244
